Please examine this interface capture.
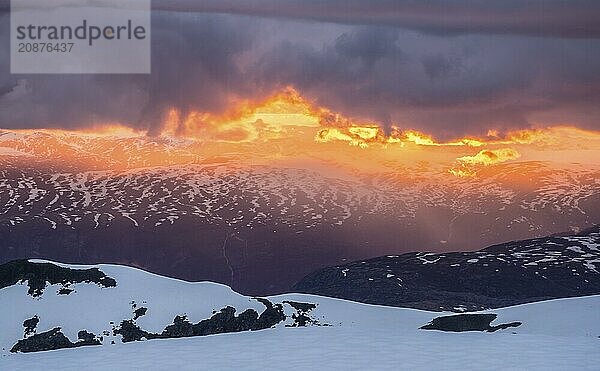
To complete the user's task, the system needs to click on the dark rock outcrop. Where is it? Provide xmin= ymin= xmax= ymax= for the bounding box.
xmin=58 ymin=287 xmax=74 ymax=295
xmin=133 ymin=307 xmax=147 ymax=320
xmin=114 ymin=320 xmax=150 ymax=343
xmin=420 ymin=314 xmax=522 ymax=332
xmin=23 ymin=315 xmax=39 ymax=337
xmin=11 ymin=328 xmax=73 ymax=353
xmin=114 ymin=298 xmax=290 ymax=344
xmin=283 ymin=301 xmax=317 ymax=312
xmin=77 ymin=330 xmax=101 ymax=345
xmin=161 ymin=315 xmax=195 ymax=338
xmin=193 ymin=307 xmax=259 ymax=335
xmin=283 ymin=301 xmax=320 ymax=327
xmin=11 ymin=327 xmax=101 ymax=353
xmin=294 ymin=227 xmax=600 ymax=311
xmin=0 ymin=260 xmax=116 ymax=297
xmin=253 ymin=298 xmax=286 ymax=330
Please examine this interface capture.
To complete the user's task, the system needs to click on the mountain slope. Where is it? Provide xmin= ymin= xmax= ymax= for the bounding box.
xmin=293 ymin=227 xmax=600 ymax=311
xmin=2 ymin=129 xmax=600 ymax=295
xmin=0 ymin=260 xmax=598 ymax=370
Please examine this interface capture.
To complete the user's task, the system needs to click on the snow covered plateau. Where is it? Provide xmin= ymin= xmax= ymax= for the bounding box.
xmin=0 ymin=260 xmax=598 ymax=370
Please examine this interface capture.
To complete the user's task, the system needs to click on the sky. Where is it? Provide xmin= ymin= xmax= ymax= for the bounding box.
xmin=0 ymin=0 xmax=599 ymax=140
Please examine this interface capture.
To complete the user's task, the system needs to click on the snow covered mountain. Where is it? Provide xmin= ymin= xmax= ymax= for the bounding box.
xmin=1 ymin=260 xmax=599 ymax=370
xmin=294 ymin=227 xmax=600 ymax=311
xmin=1 ymin=129 xmax=599 ymax=295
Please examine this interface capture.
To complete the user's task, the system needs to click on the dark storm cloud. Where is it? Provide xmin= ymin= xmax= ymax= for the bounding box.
xmin=136 ymin=13 xmax=265 ymax=132
xmin=2 ymin=0 xmax=600 ymax=38
xmin=0 ymin=1 xmax=599 ymax=138
xmin=0 ymin=12 xmax=270 ymax=131
xmin=150 ymin=0 xmax=600 ymax=39
xmin=253 ymin=27 xmax=600 ymax=136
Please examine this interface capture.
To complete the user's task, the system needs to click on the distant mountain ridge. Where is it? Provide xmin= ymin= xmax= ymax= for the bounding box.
xmin=1 ymin=129 xmax=600 ymax=295
xmin=293 ymin=227 xmax=600 ymax=311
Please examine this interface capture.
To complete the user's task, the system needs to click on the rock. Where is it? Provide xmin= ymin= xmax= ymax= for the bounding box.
xmin=23 ymin=315 xmax=39 ymax=337
xmin=0 ymin=260 xmax=116 ymax=297
xmin=420 ymin=314 xmax=522 ymax=332
xmin=192 ymin=307 xmax=258 ymax=335
xmin=10 ymin=327 xmax=100 ymax=353
xmin=58 ymin=287 xmax=74 ymax=295
xmin=113 ymin=300 xmax=289 ymax=344
xmin=77 ymin=330 xmax=100 ymax=345
xmin=133 ymin=307 xmax=147 ymax=320
xmin=294 ymin=228 xmax=600 ymax=311
xmin=252 ymin=298 xmax=286 ymax=330
xmin=162 ymin=315 xmax=194 ymax=338
xmin=283 ymin=301 xmax=317 ymax=312
xmin=11 ymin=328 xmax=73 ymax=353
xmin=114 ymin=320 xmax=150 ymax=343
xmin=283 ymin=301 xmax=320 ymax=327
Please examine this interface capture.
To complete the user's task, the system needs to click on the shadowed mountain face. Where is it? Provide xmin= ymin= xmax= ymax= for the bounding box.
xmin=293 ymin=227 xmax=600 ymax=311
xmin=1 ymin=131 xmax=599 ymax=295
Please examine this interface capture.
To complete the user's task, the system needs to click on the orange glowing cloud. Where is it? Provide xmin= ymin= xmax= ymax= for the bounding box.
xmin=56 ymin=89 xmax=599 ymax=155
xmin=5 ymin=125 xmax=144 ymax=139
xmin=314 ymin=121 xmax=600 ymax=152
xmin=315 ymin=126 xmax=391 ymax=148
xmin=159 ymin=87 xmax=324 ymax=142
xmin=456 ymin=148 xmax=521 ymax=166
xmin=314 ymin=126 xmax=489 ymax=148
xmin=398 ymin=130 xmax=485 ymax=147
xmin=162 ymin=109 xmax=260 ymax=143
xmin=5 ymin=88 xmax=600 ymax=177
xmin=449 ymin=148 xmax=521 ymax=177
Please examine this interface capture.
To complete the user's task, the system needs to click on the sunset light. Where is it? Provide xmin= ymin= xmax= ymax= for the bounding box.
xmin=2 ymin=1 xmax=599 ymax=368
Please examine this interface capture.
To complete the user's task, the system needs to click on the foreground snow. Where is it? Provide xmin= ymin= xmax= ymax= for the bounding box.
xmin=1 ymin=260 xmax=599 ymax=370
xmin=4 ymin=323 xmax=599 ymax=371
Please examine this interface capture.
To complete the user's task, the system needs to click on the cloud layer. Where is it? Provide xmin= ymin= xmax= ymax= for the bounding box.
xmin=0 ymin=1 xmax=599 ymax=139
xmin=151 ymin=0 xmax=600 ymax=38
